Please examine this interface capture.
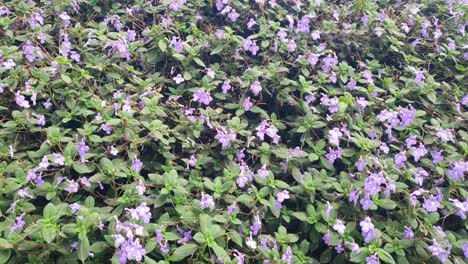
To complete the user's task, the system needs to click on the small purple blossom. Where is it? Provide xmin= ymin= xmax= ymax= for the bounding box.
xmin=193 ymin=89 xmax=213 ymax=105
xmin=200 ymin=192 xmax=215 ymax=209
xmin=360 ymin=217 xmax=378 ymax=243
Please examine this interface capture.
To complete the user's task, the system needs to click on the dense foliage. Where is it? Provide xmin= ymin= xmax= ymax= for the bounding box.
xmin=0 ymin=0 xmax=467 ymax=263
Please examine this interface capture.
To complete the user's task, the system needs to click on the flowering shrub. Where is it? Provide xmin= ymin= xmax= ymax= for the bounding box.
xmin=0 ymin=0 xmax=467 ymax=263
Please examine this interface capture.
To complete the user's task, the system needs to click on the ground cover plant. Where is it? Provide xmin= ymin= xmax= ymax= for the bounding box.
xmin=0 ymin=0 xmax=467 ymax=263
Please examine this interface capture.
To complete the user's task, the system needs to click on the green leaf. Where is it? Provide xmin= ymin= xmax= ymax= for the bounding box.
xmin=377 ymin=249 xmax=396 ymax=264
xmin=43 ymin=203 xmax=57 ymax=219
xmin=210 ymin=243 xmax=227 ymax=260
xmin=73 ymin=162 xmax=95 ymax=174
xmin=169 ymin=243 xmax=198 ymax=262
xmin=158 ymin=40 xmax=167 ymax=52
xmin=193 ymin=57 xmax=206 ymax=68
xmin=377 ymin=199 xmax=397 ymax=210
xmin=0 ymin=249 xmax=11 ymax=264
xmin=0 ymin=239 xmax=12 ymax=250
xmin=210 ymin=46 xmax=223 ymax=55
xmin=61 ymin=74 xmax=72 ymax=84
xmin=42 ymin=227 xmax=57 ymax=243
xmin=78 ymin=236 xmax=90 ymax=263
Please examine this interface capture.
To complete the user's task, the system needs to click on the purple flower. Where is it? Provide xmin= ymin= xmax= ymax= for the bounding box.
xmin=402 ymin=226 xmax=414 ymax=240
xmin=221 ymin=80 xmax=231 ymax=93
xmin=59 ymin=12 xmax=71 ymax=26
xmin=355 ymin=156 xmax=367 ymax=172
xmin=169 ymin=36 xmax=184 ymax=53
xmin=360 ymin=193 xmax=374 ymax=211
xmin=173 ymin=74 xmax=184 ymax=84
xmin=423 ymin=192 xmax=442 ymax=212
xmin=104 ymin=38 xmax=131 ymax=61
xmin=394 ymin=151 xmax=407 ymax=169
xmin=227 ymin=8 xmax=240 ymax=22
xmin=275 ymin=190 xmax=290 ymax=209
xmin=325 ymin=202 xmax=333 ymax=220
xmin=15 ymin=92 xmax=30 ymax=108
xmin=296 ymin=15 xmax=310 ymax=33
xmin=39 ymin=156 xmax=50 ymax=169
xmin=10 ymin=213 xmax=26 ymax=233
xmin=250 ymin=80 xmax=262 ymax=96
xmin=54 ymin=153 xmax=65 ymax=165
xmin=347 ymin=79 xmax=357 ymax=90
xmin=104 ymin=15 xmax=123 ymax=31
xmin=411 ymin=144 xmax=427 ymax=162
xmin=255 ymin=119 xmax=280 ymax=144
xmin=436 ymin=129 xmax=454 ymax=142
xmin=414 ymin=70 xmax=426 ymax=85
xmin=127 ymin=30 xmax=136 ymax=41
xmin=360 ymin=217 xmax=377 ymax=243
xmin=450 ymin=198 xmax=468 ymax=219
xmin=215 ymin=127 xmax=236 ymax=149
xmin=242 ymin=97 xmax=254 ymax=111
xmin=242 ymin=36 xmax=259 ymax=55
xmin=428 ymin=240 xmax=451 ymax=263
xmin=116 ymin=238 xmax=146 ymax=263
xmin=286 ymin=39 xmax=297 ymax=52
xmin=328 ymin=128 xmax=342 ymax=147
xmin=366 ymin=254 xmax=380 ymax=264
xmin=326 ymin=147 xmax=342 ymax=164
xmin=131 ymin=157 xmax=143 ymax=173
xmin=355 ymin=97 xmax=369 ymax=111
xmin=250 ymin=213 xmax=262 ymax=236
xmin=349 ymin=189 xmax=360 ymax=206
xmin=65 ymin=180 xmax=79 ymax=193
xmin=448 ymin=161 xmax=467 ymax=181
xmin=100 ymin=124 xmax=113 ymax=135
xmin=322 ymin=233 xmax=331 ymax=245
xmin=247 ymin=18 xmax=257 ymax=29
xmin=126 ymin=202 xmax=151 ymax=223
xmin=69 ymin=203 xmax=81 ymax=213
xmin=193 ymin=89 xmax=213 ymax=105
xmin=257 ymin=165 xmax=269 ymax=179
xmin=136 ymin=180 xmax=146 ymax=195
xmin=200 ymin=192 xmax=215 ymax=209
xmin=461 ymin=242 xmax=468 ymax=258
xmin=281 ymin=246 xmax=293 ymax=264
xmin=333 ymin=219 xmax=346 ymax=236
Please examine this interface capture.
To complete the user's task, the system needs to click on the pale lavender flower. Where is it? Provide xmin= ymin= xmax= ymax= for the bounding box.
xmin=250 ymin=212 xmax=262 ymax=236
xmin=169 ymin=36 xmax=184 ymax=53
xmin=411 ymin=144 xmax=427 ymax=162
xmin=242 ymin=36 xmax=259 ymax=55
xmin=366 ymin=254 xmax=380 ymax=264
xmin=250 ymin=80 xmax=262 ymax=95
xmin=423 ymin=193 xmax=442 ymax=212
xmin=395 ymin=151 xmax=407 ymax=168
xmin=347 ymin=79 xmax=357 ymax=90
xmin=333 ymin=219 xmax=346 ymax=235
xmin=193 ymin=89 xmax=213 ymax=105
xmin=400 ymin=226 xmax=414 ymax=240
xmin=18 ymin=188 xmax=33 ymax=199
xmin=10 ymin=213 xmax=26 ymax=234
xmin=247 ymin=18 xmax=257 ymax=29
xmin=355 ymin=156 xmax=367 ymax=172
xmin=360 ymin=193 xmax=374 ymax=211
xmin=53 ymin=153 xmax=64 ymax=166
xmin=110 ymin=146 xmax=119 ymax=156
xmin=286 ymin=39 xmax=297 ymax=52
xmin=325 ymin=202 xmax=333 ymax=220
xmin=242 ymin=97 xmax=253 ymax=111
xmin=328 ymin=127 xmax=342 ymax=147
xmin=428 ymin=240 xmax=451 ymax=263
xmin=275 ymin=190 xmax=290 ymax=209
xmin=281 ymin=246 xmax=293 ymax=264
xmin=65 ymin=180 xmax=79 ymax=193
xmin=228 ymin=8 xmax=240 ymax=22
xmin=221 ymin=80 xmax=231 ymax=93
xmin=326 ymin=147 xmax=342 ymax=164
xmin=360 ymin=217 xmax=377 ymax=243
xmin=257 ymin=165 xmax=269 ymax=179
xmin=69 ymin=203 xmax=81 ymax=213
xmin=461 ymin=242 xmax=468 ymax=258
xmin=355 ymin=97 xmax=369 ymax=111
xmin=200 ymin=192 xmax=215 ymax=209
xmin=127 ymin=30 xmax=136 ymax=41
xmin=77 ymin=139 xmax=89 ymax=163
xmin=59 ymin=12 xmax=71 ymax=26
xmin=104 ymin=15 xmax=123 ymax=31
xmin=296 ymin=15 xmax=310 ymax=33
xmin=215 ymin=127 xmax=236 ymax=149
xmin=323 ymin=233 xmax=331 ymax=245
xmin=39 ymin=156 xmax=50 ymax=169
xmin=15 ymin=92 xmax=30 ymax=108
xmin=173 ymin=74 xmax=184 ymax=84
xmin=104 ymin=38 xmax=131 ymax=61
xmin=448 ymin=161 xmax=467 ymax=181
xmin=100 ymin=124 xmax=113 ymax=134
xmin=131 ymin=157 xmax=143 ymax=173
xmin=436 ymin=129 xmax=454 ymax=142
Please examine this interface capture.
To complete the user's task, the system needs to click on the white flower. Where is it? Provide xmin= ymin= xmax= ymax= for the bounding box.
xmin=246 ymin=233 xmax=257 ymax=249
